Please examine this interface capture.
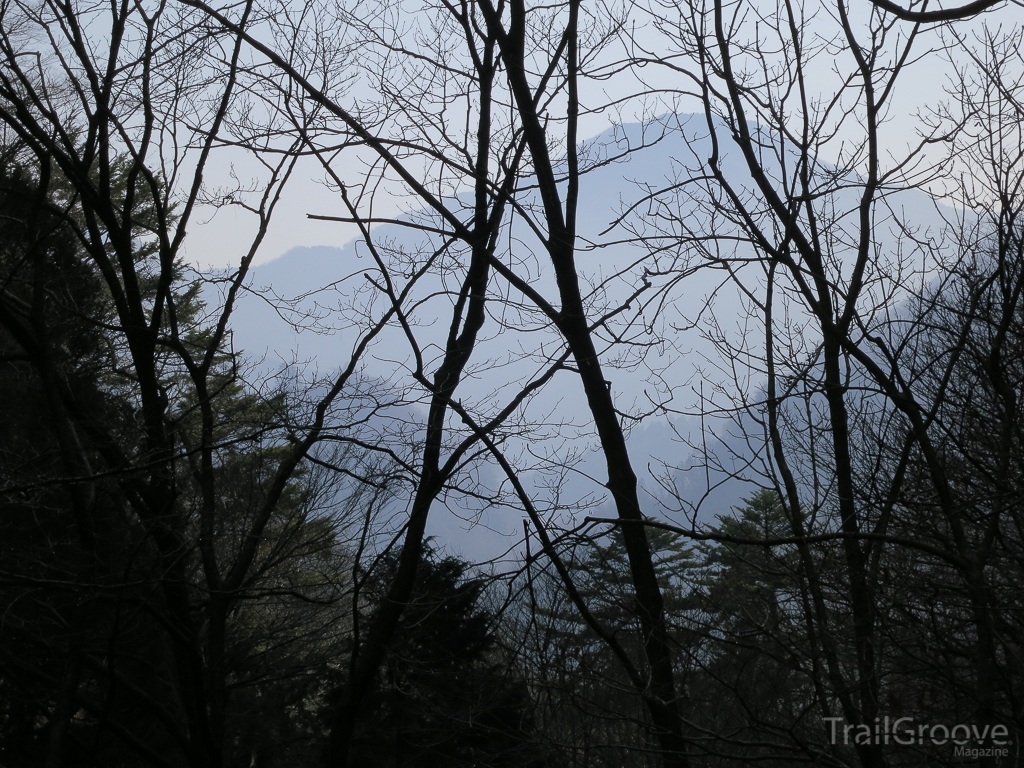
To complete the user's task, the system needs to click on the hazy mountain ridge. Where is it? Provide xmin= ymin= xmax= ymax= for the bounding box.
xmin=228 ymin=114 xmax=958 ymax=556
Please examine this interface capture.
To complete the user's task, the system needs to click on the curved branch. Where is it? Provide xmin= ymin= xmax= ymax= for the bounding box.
xmin=867 ymin=0 xmax=1003 ymax=22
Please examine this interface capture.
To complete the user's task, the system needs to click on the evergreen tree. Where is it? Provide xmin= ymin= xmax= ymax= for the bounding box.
xmin=0 ymin=151 xmax=356 ymax=768
xmin=343 ymin=545 xmax=551 ymax=768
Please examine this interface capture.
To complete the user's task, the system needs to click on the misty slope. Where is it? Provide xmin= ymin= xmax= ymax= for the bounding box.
xmin=227 ymin=114 xmax=956 ymax=556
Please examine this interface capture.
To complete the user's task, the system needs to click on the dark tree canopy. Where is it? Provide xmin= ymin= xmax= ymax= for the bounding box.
xmin=343 ymin=546 xmax=552 ymax=768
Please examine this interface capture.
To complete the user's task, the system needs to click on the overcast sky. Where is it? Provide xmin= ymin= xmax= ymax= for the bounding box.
xmin=181 ymin=5 xmax=1001 ymax=272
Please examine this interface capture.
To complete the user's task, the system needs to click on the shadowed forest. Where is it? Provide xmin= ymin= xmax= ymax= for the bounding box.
xmin=1 ymin=0 xmax=1022 ymax=765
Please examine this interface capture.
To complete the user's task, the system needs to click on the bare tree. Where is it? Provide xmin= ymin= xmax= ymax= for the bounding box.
xmin=6 ymin=0 xmax=1021 ymax=765
xmin=619 ymin=0 xmax=1024 ymax=764
xmin=0 ymin=2 xmax=399 ymax=765
xmin=176 ymin=0 xmax=715 ymax=763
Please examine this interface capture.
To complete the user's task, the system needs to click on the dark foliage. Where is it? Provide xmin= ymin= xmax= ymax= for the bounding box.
xmin=342 ymin=547 xmax=552 ymax=768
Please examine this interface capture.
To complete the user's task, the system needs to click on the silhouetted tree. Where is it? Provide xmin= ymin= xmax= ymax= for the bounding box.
xmin=342 ymin=546 xmax=551 ymax=768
